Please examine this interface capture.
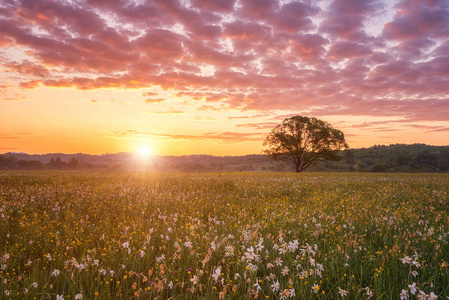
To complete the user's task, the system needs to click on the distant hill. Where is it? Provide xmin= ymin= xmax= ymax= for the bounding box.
xmin=1 ymin=144 xmax=448 ymax=172
xmin=330 ymin=143 xmax=449 ymax=173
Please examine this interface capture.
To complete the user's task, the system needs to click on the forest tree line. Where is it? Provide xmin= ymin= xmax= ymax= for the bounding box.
xmin=0 ymin=156 xmax=86 ymax=170
xmin=1 ymin=144 xmax=448 ymax=172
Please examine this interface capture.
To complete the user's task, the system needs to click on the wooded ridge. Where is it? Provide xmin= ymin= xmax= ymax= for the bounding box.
xmin=1 ymin=144 xmax=448 ymax=173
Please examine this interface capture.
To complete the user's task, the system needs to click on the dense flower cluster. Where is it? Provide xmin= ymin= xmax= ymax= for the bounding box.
xmin=0 ymin=172 xmax=448 ymax=299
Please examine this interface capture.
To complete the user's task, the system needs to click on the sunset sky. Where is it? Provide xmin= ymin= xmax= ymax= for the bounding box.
xmin=1 ymin=0 xmax=449 ymax=156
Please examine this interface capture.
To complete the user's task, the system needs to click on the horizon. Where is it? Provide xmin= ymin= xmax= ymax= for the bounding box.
xmin=2 ymin=142 xmax=448 ymax=158
xmin=1 ymin=0 xmax=449 ymax=155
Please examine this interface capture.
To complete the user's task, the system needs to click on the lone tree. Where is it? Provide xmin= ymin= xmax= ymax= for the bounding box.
xmin=263 ymin=115 xmax=348 ymax=172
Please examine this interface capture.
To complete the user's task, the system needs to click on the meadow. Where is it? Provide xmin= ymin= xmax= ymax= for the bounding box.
xmin=0 ymin=171 xmax=448 ymax=299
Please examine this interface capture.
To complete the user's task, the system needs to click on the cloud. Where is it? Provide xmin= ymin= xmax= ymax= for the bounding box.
xmin=4 ymin=60 xmax=50 ymax=77
xmin=391 ymin=38 xmax=436 ymax=60
xmin=0 ymin=132 xmax=31 ymax=139
xmin=0 ymin=134 xmax=20 ymax=139
xmin=287 ymin=34 xmax=329 ymax=63
xmin=228 ymin=116 xmax=250 ymax=120
xmin=0 ymin=0 xmax=448 ymax=126
xmin=19 ymin=80 xmax=41 ymax=89
xmin=383 ymin=0 xmax=449 ymax=41
xmin=192 ymin=116 xmax=215 ymax=121
xmin=223 ymin=20 xmax=272 ymax=42
xmin=274 ymin=1 xmax=319 ymax=33
xmin=142 ymin=91 xmax=159 ymax=97
xmin=319 ymin=0 xmax=384 ymax=41
xmin=110 ymin=129 xmax=264 ymax=143
xmin=196 ymin=105 xmax=224 ymax=112
xmin=190 ymin=0 xmax=236 ymax=12
xmin=143 ymin=109 xmax=184 ymax=115
xmin=327 ymin=42 xmax=372 ymax=59
xmin=136 ymin=29 xmax=185 ymax=63
xmin=236 ymin=122 xmax=279 ymax=130
xmin=406 ymin=124 xmax=449 ymax=132
xmin=432 ymin=40 xmax=449 ymax=56
xmin=144 ymin=98 xmax=165 ymax=104
xmin=0 ymin=84 xmax=12 ymax=93
xmin=239 ymin=0 xmax=279 ymax=21
xmin=176 ymin=91 xmax=229 ymax=102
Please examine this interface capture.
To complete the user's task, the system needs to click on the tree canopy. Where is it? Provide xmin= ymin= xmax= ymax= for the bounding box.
xmin=263 ymin=115 xmax=348 ymax=172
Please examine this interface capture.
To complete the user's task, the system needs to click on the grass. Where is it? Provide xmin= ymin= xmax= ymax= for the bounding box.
xmin=0 ymin=171 xmax=448 ymax=299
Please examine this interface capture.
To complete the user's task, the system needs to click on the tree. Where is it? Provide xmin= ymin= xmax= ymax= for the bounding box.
xmin=344 ymin=149 xmax=356 ymax=165
xmin=68 ymin=157 xmax=79 ymax=169
xmin=263 ymin=115 xmax=348 ymax=173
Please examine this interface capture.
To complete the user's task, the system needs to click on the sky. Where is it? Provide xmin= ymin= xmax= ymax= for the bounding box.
xmin=1 ymin=0 xmax=449 ymax=156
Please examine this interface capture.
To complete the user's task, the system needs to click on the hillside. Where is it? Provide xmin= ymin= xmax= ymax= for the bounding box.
xmin=1 ymin=144 xmax=448 ymax=172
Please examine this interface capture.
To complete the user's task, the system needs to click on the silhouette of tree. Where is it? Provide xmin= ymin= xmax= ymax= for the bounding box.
xmin=263 ymin=116 xmax=348 ymax=172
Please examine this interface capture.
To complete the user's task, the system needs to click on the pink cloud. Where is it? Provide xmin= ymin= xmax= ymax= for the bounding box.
xmin=0 ymin=84 xmax=14 ymax=95
xmin=432 ymin=40 xmax=449 ymax=56
xmin=239 ymin=0 xmax=279 ymax=20
xmin=392 ymin=38 xmax=435 ymax=60
xmin=222 ymin=21 xmax=273 ymax=53
xmin=191 ymin=0 xmax=236 ymax=13
xmin=16 ymin=0 xmax=106 ymax=36
xmin=0 ymin=18 xmax=61 ymax=51
xmin=0 ymin=34 xmax=14 ymax=47
xmin=383 ymin=0 xmax=449 ymax=40
xmin=187 ymin=23 xmax=222 ymax=40
xmin=4 ymin=60 xmax=50 ymax=77
xmin=327 ymin=42 xmax=372 ymax=59
xmin=0 ymin=0 xmax=448 ymax=126
xmin=186 ymin=41 xmax=248 ymax=67
xmin=176 ymin=91 xmax=229 ymax=102
xmin=274 ymin=2 xmax=319 ymax=33
xmin=319 ymin=0 xmax=384 ymax=41
xmin=92 ymin=28 xmax=135 ymax=52
xmin=142 ymin=92 xmax=159 ymax=97
xmin=288 ymin=34 xmax=329 ymax=62
xmin=41 ymin=75 xmax=150 ymax=90
xmin=20 ymin=80 xmax=40 ymax=89
xmin=406 ymin=124 xmax=449 ymax=132
xmin=136 ymin=29 xmax=185 ymax=62
xmin=425 ymin=57 xmax=449 ymax=77
xmin=372 ymin=61 xmax=413 ymax=77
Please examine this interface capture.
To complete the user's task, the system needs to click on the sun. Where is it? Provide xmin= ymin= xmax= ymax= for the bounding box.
xmin=137 ymin=145 xmax=153 ymax=158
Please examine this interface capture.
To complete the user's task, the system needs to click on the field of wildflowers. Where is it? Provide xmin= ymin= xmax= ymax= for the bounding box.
xmin=0 ymin=171 xmax=448 ymax=299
